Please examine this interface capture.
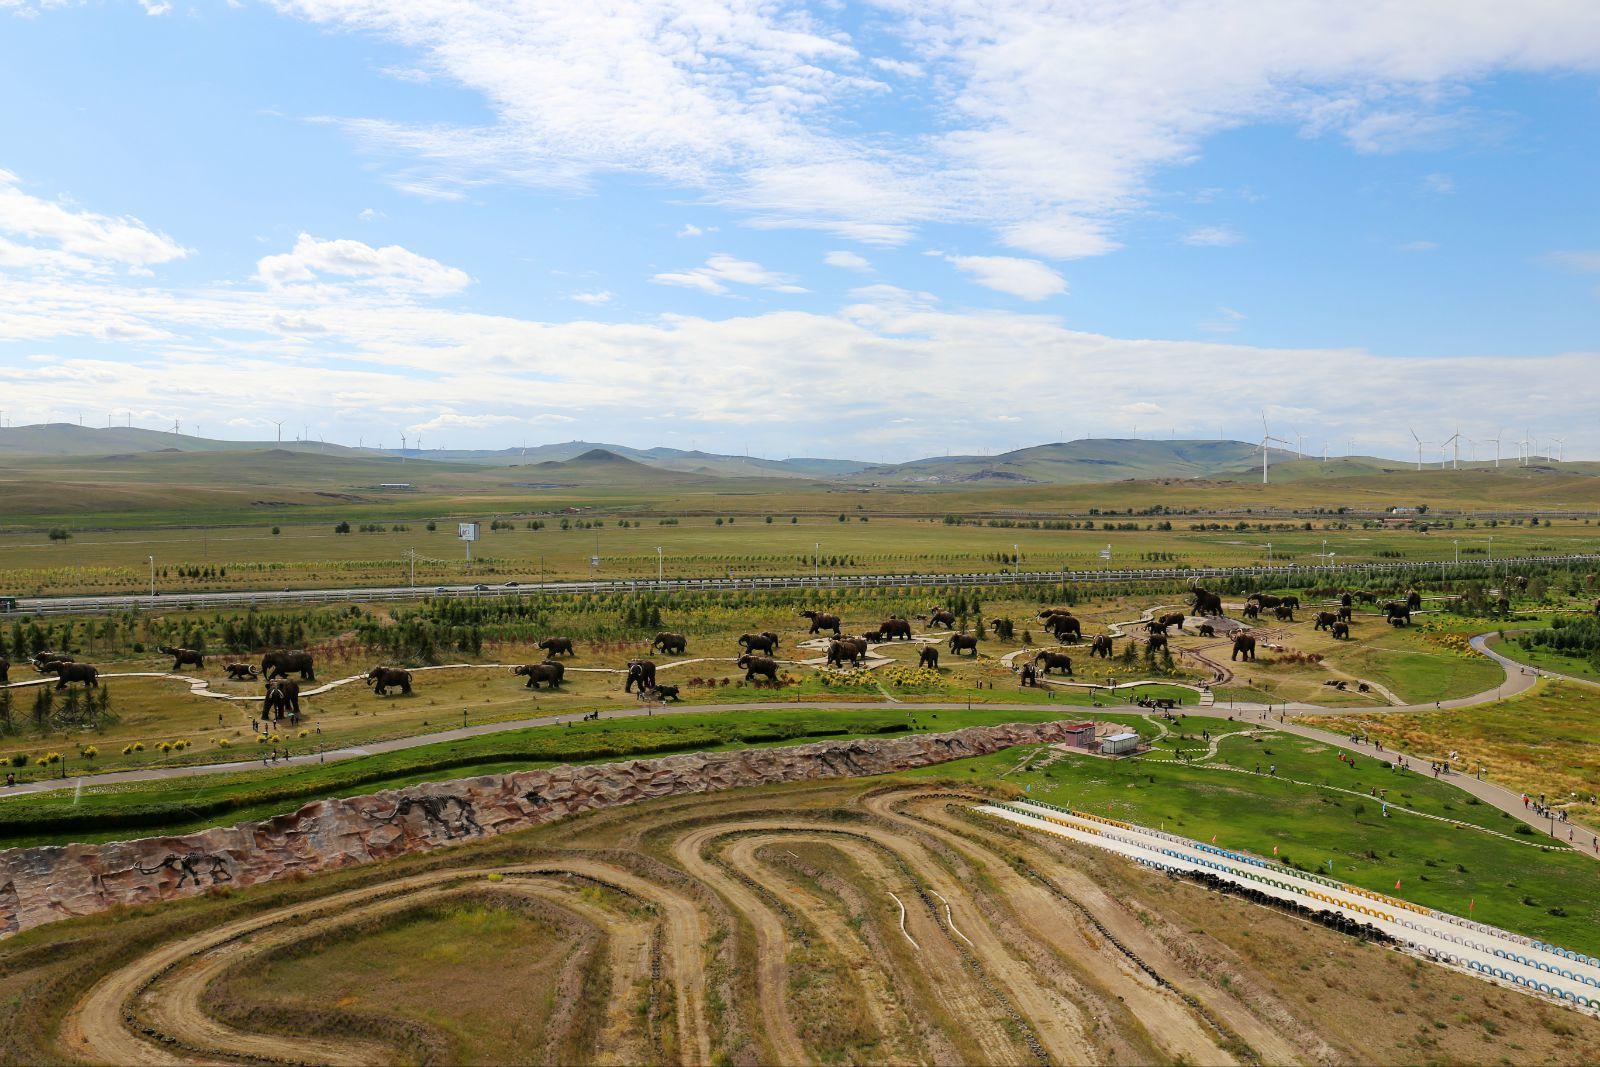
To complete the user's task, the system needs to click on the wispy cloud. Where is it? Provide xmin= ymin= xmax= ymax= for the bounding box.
xmin=1181 ymin=225 xmax=1243 ymax=247
xmin=823 ymin=250 xmax=871 ymax=272
xmin=256 ymin=234 xmax=471 ymax=295
xmin=944 ymin=254 xmax=1065 ymax=300
xmin=651 ymin=254 xmax=806 ymax=296
xmin=269 ymin=1 xmax=1600 ymax=258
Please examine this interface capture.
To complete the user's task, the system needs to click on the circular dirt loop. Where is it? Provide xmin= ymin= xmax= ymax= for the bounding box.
xmin=56 ymin=786 xmax=1401 ymax=1066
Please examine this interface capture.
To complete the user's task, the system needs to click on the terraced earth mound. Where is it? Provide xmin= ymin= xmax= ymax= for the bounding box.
xmin=5 ymin=780 xmax=1599 ymax=1065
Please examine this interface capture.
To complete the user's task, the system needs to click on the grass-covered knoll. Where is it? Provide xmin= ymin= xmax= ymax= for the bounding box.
xmin=1299 ymin=680 xmax=1600 ymax=827
xmin=204 ymin=897 xmax=587 ymax=1063
xmin=0 ymin=705 xmax=1071 ymax=849
xmin=911 ymin=713 xmax=1600 ymax=953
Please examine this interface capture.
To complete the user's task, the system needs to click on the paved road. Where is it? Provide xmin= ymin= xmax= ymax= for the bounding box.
xmin=7 ymin=552 xmax=1595 ymax=616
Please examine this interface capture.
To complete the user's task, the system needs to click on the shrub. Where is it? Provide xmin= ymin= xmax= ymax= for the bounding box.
xmin=47 ymin=528 xmax=71 ymax=541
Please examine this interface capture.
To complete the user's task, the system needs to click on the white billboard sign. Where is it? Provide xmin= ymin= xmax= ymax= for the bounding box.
xmin=458 ymin=522 xmax=480 ymax=542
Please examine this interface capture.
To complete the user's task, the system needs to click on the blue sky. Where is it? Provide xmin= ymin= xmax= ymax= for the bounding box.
xmin=1 ymin=1 xmax=1598 ymax=461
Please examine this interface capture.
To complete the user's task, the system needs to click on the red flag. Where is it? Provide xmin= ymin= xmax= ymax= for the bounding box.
xmin=1272 ymin=845 xmax=1278 ymax=855
xmin=1211 ymin=834 xmax=1217 ymax=844
xmin=1394 ymin=879 xmax=1402 ymax=890
xmin=1469 ymin=899 xmax=1475 ymax=911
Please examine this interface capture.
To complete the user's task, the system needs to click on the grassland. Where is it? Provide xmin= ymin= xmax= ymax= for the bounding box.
xmin=1298 ymin=680 xmax=1600 ymax=827
xmin=915 ymin=714 xmax=1600 ymax=953
xmin=2 ymin=511 xmax=1595 ymax=595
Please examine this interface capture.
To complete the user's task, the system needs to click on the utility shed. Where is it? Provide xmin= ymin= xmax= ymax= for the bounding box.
xmin=1099 ymin=731 xmax=1141 ymax=757
xmin=1062 ymin=722 xmax=1097 ymax=748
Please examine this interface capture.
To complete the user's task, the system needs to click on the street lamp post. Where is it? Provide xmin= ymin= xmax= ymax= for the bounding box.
xmin=814 ymin=543 xmax=819 ymax=579
xmin=148 ymin=555 xmax=155 ymax=599
xmin=656 ymin=546 xmax=663 ymax=581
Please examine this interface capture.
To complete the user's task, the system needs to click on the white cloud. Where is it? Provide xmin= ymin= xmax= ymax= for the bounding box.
xmin=270 ymin=1 xmax=1600 ymax=257
xmin=823 ymin=250 xmax=871 ymax=272
xmin=4 ymin=257 xmax=1600 ymax=456
xmin=357 ymin=207 xmax=385 ymax=221
xmin=256 ymin=233 xmax=471 ymax=295
xmin=1181 ymin=225 xmax=1243 ymax=247
xmin=1422 ymin=172 xmax=1457 ymax=195
xmin=570 ymin=290 xmax=614 ymax=305
xmin=944 ymin=254 xmax=1065 ymax=300
xmin=1544 ymin=250 xmax=1600 ymax=272
xmin=676 ymin=224 xmax=704 ymax=238
xmin=651 ymin=254 xmax=806 ymax=296
xmin=1198 ymin=306 xmax=1246 ymax=333
xmin=0 ymin=168 xmax=187 ymax=273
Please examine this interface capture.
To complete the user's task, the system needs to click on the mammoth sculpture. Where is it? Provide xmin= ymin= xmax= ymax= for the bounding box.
xmin=1279 ymin=595 xmax=1301 ymax=610
xmin=261 ymin=649 xmax=315 ymax=681
xmin=1406 ymin=590 xmax=1423 ymax=611
xmin=876 ymin=618 xmax=914 ymax=640
xmin=948 ymin=633 xmax=979 ymax=657
xmin=1146 ymin=634 xmax=1168 ymax=653
xmin=1274 ymin=605 xmax=1295 ymax=622
xmin=1231 ymin=635 xmax=1257 ymax=662
xmin=922 ymin=609 xmax=957 ymax=630
xmin=1145 ymin=620 xmax=1169 ymax=636
xmin=1190 ymin=587 xmax=1224 ymax=617
xmin=651 ymin=684 xmax=682 ymax=702
xmin=1384 ymin=602 xmax=1411 ymax=627
xmin=918 ymin=646 xmax=940 ymax=669
xmin=1249 ymin=593 xmax=1282 ymax=609
xmin=1033 ymin=651 xmax=1073 ymax=676
xmin=538 ymin=637 xmax=576 ymax=658
xmin=1241 ymin=603 xmax=1261 ymax=621
xmin=799 ymin=610 xmax=842 ymax=636
xmin=1331 ymin=622 xmax=1351 ymax=640
xmin=51 ymin=662 xmax=98 ymax=689
xmin=1089 ymin=635 xmax=1114 ymax=658
xmin=651 ymin=632 xmax=687 ymax=655
xmin=1043 ymin=613 xmax=1081 ymax=640
xmin=624 ymin=659 xmax=657 ymax=693
xmin=1337 ymin=605 xmax=1353 ymax=622
xmin=365 ymin=666 xmax=413 ymax=696
xmin=989 ymin=617 xmax=1015 ymax=640
xmin=224 ymin=663 xmax=258 ymax=680
xmin=1019 ymin=663 xmax=1037 ymax=687
xmin=1157 ymin=612 xmax=1187 ymax=631
xmin=736 ymin=654 xmax=780 ymax=682
xmin=513 ymin=662 xmax=564 ymax=689
xmin=262 ymin=679 xmax=300 ymax=719
xmin=1313 ymin=611 xmax=1338 ymax=631
xmin=826 ymin=639 xmax=866 ymax=668
xmin=1195 ymin=623 xmax=1216 ymax=638
xmin=33 ymin=653 xmax=72 ymax=673
xmin=1038 ymin=608 xmax=1074 ymax=620
xmin=1340 ymin=592 xmax=1354 ymax=608
xmin=157 ymin=645 xmax=204 ymax=670
xmin=737 ymin=632 xmax=778 ymax=654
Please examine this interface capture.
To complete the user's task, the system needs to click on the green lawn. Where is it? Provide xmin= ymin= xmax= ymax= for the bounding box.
xmin=1488 ymin=633 xmax=1600 ymax=684
xmin=908 ymin=713 xmax=1600 ymax=954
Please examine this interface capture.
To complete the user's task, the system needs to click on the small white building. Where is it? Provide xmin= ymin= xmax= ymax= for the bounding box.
xmin=1099 ymin=731 xmax=1141 ymax=757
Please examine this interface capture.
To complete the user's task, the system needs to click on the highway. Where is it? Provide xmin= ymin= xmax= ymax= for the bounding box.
xmin=5 ymin=552 xmax=1596 ymax=616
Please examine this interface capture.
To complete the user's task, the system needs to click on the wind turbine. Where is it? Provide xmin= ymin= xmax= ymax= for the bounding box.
xmin=1258 ymin=414 xmax=1291 ymax=484
xmin=1553 ymin=436 xmax=1567 ymax=463
xmin=1408 ymin=428 xmax=1427 ymax=471
xmin=1488 ymin=428 xmax=1503 ymax=468
xmin=271 ymin=420 xmax=284 ymax=444
xmin=1440 ymin=428 xmax=1462 ymax=470
xmin=1520 ymin=428 xmax=1533 ymax=466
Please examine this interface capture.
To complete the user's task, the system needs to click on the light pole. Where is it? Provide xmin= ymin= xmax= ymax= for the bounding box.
xmin=407 ymin=549 xmax=416 ymax=587
xmin=814 ymin=543 xmax=820 ymax=579
xmin=656 ymin=546 xmax=663 ymax=581
xmin=148 ymin=555 xmax=155 ymax=599
xmin=1453 ymin=539 xmax=1459 ymax=564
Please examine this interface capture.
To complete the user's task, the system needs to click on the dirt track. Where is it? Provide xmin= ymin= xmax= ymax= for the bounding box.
xmin=41 ymin=780 xmax=1596 ymax=1065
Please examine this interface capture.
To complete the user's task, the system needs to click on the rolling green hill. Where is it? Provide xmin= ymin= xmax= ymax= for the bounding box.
xmin=845 ymin=439 xmax=1304 ymax=485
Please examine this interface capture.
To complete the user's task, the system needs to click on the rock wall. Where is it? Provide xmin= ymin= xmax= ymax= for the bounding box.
xmin=0 ymin=719 xmax=1075 ymax=938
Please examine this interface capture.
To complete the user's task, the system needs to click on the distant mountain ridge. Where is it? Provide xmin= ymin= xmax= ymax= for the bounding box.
xmin=4 ymin=423 xmax=1551 ymax=486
